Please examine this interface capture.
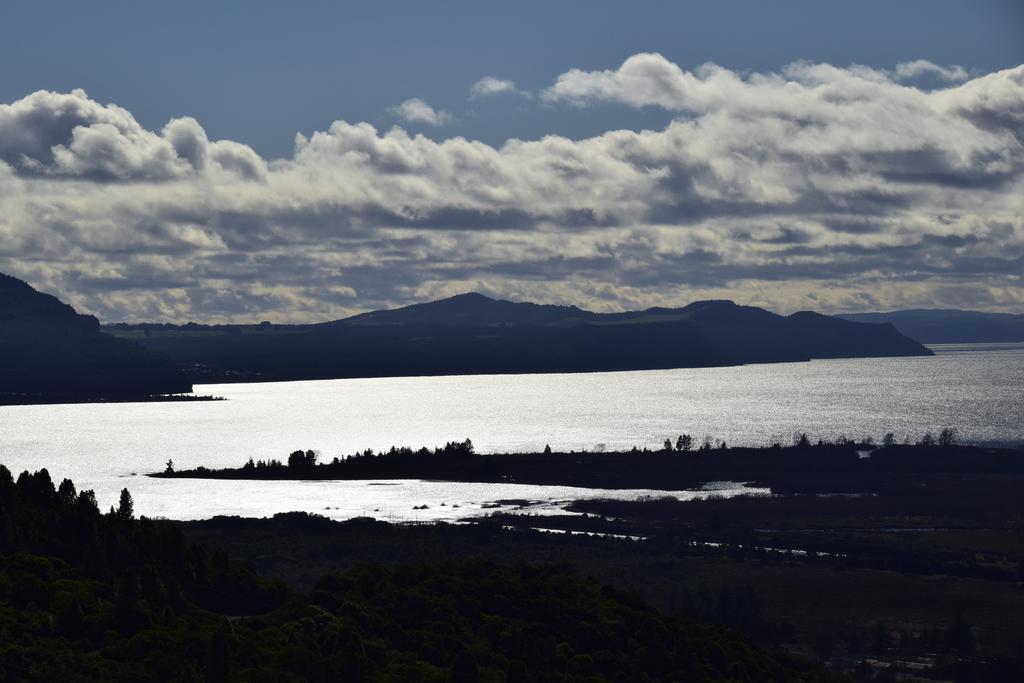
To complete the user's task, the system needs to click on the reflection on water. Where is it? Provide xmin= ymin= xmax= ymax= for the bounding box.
xmin=113 ymin=478 xmax=767 ymax=523
xmin=0 ymin=343 xmax=1020 ymax=519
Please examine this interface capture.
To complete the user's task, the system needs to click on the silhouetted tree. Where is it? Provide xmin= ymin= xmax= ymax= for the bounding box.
xmin=919 ymin=432 xmax=936 ymax=447
xmin=939 ymin=427 xmax=959 ymax=447
xmin=677 ymin=434 xmax=693 ymax=452
xmin=288 ymin=449 xmax=317 ymax=469
xmin=543 ymin=444 xmax=552 ymax=454
xmin=117 ymin=488 xmax=134 ymax=521
xmin=663 ymin=438 xmax=674 ymax=452
xmin=0 ymin=465 xmax=14 ymax=502
xmin=57 ymin=478 xmax=77 ymax=505
xmin=165 ymin=459 xmax=174 ymax=473
xmin=78 ymin=489 xmax=99 ymax=514
xmin=882 ymin=432 xmax=896 ymax=447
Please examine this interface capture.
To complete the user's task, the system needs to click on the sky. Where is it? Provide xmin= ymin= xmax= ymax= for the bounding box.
xmin=0 ymin=0 xmax=1022 ymax=322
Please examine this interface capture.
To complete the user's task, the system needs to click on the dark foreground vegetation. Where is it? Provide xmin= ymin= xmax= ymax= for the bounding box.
xmin=0 ymin=465 xmax=835 ymax=682
xmin=106 ymin=292 xmax=930 ymax=384
xmin=156 ymin=434 xmax=1024 ymax=680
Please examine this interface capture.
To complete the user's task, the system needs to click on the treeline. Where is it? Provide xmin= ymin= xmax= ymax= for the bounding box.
xmin=0 ymin=465 xmax=837 ymax=682
xmin=154 ymin=437 xmax=1023 ymax=495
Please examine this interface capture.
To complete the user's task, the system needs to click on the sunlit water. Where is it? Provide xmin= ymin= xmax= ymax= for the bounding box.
xmin=1 ymin=343 xmax=1020 ymax=520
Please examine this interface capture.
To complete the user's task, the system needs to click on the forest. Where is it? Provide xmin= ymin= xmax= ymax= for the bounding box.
xmin=0 ymin=464 xmax=835 ymax=682
xmin=152 ymin=436 xmax=1024 ymax=680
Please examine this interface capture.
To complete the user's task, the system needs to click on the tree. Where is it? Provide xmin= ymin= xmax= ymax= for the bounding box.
xmin=882 ymin=432 xmax=896 ymax=447
xmin=918 ymin=432 xmax=935 ymax=447
xmin=288 ymin=449 xmax=318 ymax=469
xmin=77 ymin=489 xmax=99 ymax=513
xmin=117 ymin=488 xmax=134 ymax=521
xmin=663 ymin=438 xmax=674 ymax=452
xmin=57 ymin=478 xmax=77 ymax=505
xmin=794 ymin=433 xmax=810 ymax=448
xmin=938 ymin=427 xmax=958 ymax=447
xmin=543 ymin=444 xmax=552 ymax=454
xmin=676 ymin=434 xmax=693 ymax=452
xmin=165 ymin=459 xmax=174 ymax=474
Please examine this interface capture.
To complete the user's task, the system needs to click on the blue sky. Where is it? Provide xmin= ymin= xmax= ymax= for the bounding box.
xmin=0 ymin=1 xmax=1022 ymax=321
xmin=3 ymin=0 xmax=1022 ymax=157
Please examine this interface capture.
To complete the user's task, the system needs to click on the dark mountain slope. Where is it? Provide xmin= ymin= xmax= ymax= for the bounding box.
xmin=841 ymin=309 xmax=1024 ymax=344
xmin=0 ymin=273 xmax=191 ymax=402
xmin=111 ymin=293 xmax=931 ymax=383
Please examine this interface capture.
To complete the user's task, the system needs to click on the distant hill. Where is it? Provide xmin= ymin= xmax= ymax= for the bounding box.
xmin=840 ymin=309 xmax=1024 ymax=344
xmin=106 ymin=292 xmax=932 ymax=383
xmin=0 ymin=273 xmax=191 ymax=402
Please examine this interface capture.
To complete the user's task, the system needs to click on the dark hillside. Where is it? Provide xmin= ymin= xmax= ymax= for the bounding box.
xmin=839 ymin=309 xmax=1024 ymax=344
xmin=0 ymin=465 xmax=835 ymax=682
xmin=0 ymin=273 xmax=191 ymax=402
xmin=108 ymin=293 xmax=932 ymax=383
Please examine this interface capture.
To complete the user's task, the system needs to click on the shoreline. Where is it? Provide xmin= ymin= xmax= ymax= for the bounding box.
xmin=150 ymin=440 xmax=1024 ymax=492
xmin=0 ymin=393 xmax=225 ymax=407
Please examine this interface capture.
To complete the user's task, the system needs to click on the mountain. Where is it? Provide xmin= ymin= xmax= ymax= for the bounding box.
xmin=839 ymin=309 xmax=1024 ymax=344
xmin=338 ymin=292 xmax=594 ymax=327
xmin=107 ymin=292 xmax=931 ymax=383
xmin=0 ymin=273 xmax=191 ymax=402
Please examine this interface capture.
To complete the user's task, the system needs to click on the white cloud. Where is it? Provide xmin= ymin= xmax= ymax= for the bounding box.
xmin=469 ymin=76 xmax=523 ymax=99
xmin=387 ymin=98 xmax=453 ymax=126
xmin=894 ymin=60 xmax=969 ymax=83
xmin=1 ymin=57 xmax=1023 ymax=322
xmin=0 ymin=88 xmax=264 ymax=181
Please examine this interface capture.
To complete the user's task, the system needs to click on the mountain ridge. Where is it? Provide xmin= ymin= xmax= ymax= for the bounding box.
xmin=840 ymin=308 xmax=1024 ymax=344
xmin=105 ymin=290 xmax=932 ymax=384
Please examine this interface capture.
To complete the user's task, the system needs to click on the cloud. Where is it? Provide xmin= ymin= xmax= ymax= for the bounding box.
xmin=388 ymin=98 xmax=453 ymax=126
xmin=894 ymin=60 xmax=969 ymax=83
xmin=0 ymin=88 xmax=264 ymax=181
xmin=469 ymin=76 xmax=524 ymax=99
xmin=1 ymin=56 xmax=1023 ymax=322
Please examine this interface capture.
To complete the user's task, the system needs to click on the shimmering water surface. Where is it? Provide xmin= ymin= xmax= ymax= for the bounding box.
xmin=1 ymin=343 xmax=1020 ymax=520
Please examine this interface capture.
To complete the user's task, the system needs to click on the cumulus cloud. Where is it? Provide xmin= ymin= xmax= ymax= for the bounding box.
xmin=388 ymin=98 xmax=453 ymax=126
xmin=469 ymin=76 xmax=524 ymax=99
xmin=894 ymin=60 xmax=969 ymax=83
xmin=0 ymin=88 xmax=264 ymax=182
xmin=1 ymin=56 xmax=1023 ymax=322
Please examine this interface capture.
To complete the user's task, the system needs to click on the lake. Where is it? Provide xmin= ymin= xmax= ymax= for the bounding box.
xmin=1 ymin=343 xmax=1021 ymax=520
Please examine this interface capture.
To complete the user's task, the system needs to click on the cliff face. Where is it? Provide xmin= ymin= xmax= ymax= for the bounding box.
xmin=0 ymin=273 xmax=191 ymax=401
